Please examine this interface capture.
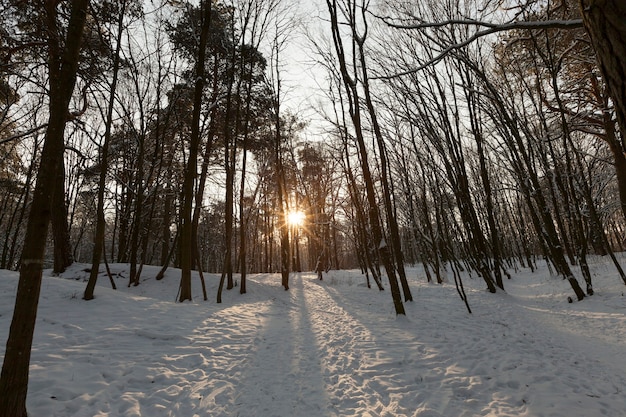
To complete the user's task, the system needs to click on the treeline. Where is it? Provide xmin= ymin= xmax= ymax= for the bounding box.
xmin=1 ymin=0 xmax=626 ymax=308
xmin=0 ymin=0 xmax=357 ymax=300
xmin=315 ymin=0 xmax=626 ymax=312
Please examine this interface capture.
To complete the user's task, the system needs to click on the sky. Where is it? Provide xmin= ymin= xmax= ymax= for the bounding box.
xmin=1 ymin=256 xmax=625 ymax=416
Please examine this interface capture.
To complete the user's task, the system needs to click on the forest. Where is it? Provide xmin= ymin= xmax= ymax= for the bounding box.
xmin=1 ymin=0 xmax=626 ymax=415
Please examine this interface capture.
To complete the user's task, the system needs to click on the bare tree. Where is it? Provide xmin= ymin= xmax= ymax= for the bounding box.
xmin=84 ymin=0 xmax=138 ymax=300
xmin=325 ymin=0 xmax=405 ymax=314
xmin=261 ymin=0 xmax=299 ymax=291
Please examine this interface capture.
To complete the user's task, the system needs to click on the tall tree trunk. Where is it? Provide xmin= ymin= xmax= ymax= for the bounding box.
xmin=580 ymin=1 xmax=626 ymax=139
xmin=0 ymin=2 xmax=89 ymax=415
xmin=277 ymin=134 xmax=290 ymax=290
xmin=356 ymin=26 xmax=413 ymax=302
xmin=326 ymin=0 xmax=405 ymax=315
xmin=239 ymin=116 xmax=251 ymax=293
xmin=218 ymin=111 xmax=236 ymax=299
xmin=180 ymin=0 xmax=212 ymax=302
xmin=239 ymin=161 xmax=248 ymax=293
xmin=84 ymin=0 xmax=126 ymax=300
xmin=128 ymin=136 xmax=145 ymax=286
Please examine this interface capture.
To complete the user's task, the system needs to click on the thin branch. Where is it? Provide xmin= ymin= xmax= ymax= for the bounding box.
xmin=371 ymin=13 xmax=583 ymax=32
xmin=371 ymin=17 xmax=584 ymax=80
xmin=0 ymin=124 xmax=48 ymax=145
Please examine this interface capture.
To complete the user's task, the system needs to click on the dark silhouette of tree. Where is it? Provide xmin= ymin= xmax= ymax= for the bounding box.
xmin=84 ymin=0 xmax=142 ymax=300
xmin=325 ymin=0 xmax=405 ymax=314
xmin=180 ymin=0 xmax=213 ymax=302
xmin=0 ymin=1 xmax=91 ymax=415
xmin=579 ymin=1 xmax=623 ymax=120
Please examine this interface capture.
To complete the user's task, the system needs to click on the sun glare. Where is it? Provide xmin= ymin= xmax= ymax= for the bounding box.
xmin=287 ymin=210 xmax=305 ymax=227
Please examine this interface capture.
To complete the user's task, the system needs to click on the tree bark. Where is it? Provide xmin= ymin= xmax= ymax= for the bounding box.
xmin=52 ymin=162 xmax=73 ymax=273
xmin=180 ymin=0 xmax=212 ymax=302
xmin=221 ymin=55 xmax=236 ymax=290
xmin=128 ymin=138 xmax=145 ymax=286
xmin=580 ymin=1 xmax=626 ymax=140
xmin=276 ymin=132 xmax=290 ymax=290
xmin=0 ymin=1 xmax=89 ymax=415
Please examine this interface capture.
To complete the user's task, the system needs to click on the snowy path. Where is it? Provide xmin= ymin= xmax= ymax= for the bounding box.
xmin=234 ymin=275 xmax=328 ymax=416
xmin=231 ymin=273 xmax=431 ymax=417
xmin=227 ymin=272 xmax=626 ymax=417
xmin=2 ymin=263 xmax=626 ymax=417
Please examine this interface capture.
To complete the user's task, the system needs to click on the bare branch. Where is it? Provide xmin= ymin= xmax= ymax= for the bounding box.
xmin=372 ymin=14 xmax=583 ymax=32
xmin=0 ymin=123 xmax=48 ymax=145
xmin=370 ymin=15 xmax=584 ymax=80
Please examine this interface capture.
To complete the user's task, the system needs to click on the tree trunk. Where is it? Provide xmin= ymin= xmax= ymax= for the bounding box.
xmin=239 ymin=137 xmax=249 ymax=294
xmin=277 ymin=140 xmax=290 ymax=290
xmin=2 ymin=139 xmax=36 ymax=270
xmin=326 ymin=0 xmax=405 ymax=315
xmin=355 ymin=5 xmax=412 ymax=302
xmin=180 ymin=0 xmax=212 ymax=302
xmin=84 ymin=0 xmax=126 ymax=300
xmin=52 ymin=162 xmax=73 ymax=273
xmin=128 ymin=136 xmax=145 ymax=286
xmin=0 ymin=2 xmax=89 ymax=415
xmin=221 ymin=62 xmax=236 ymax=289
xmin=580 ymin=1 xmax=626 ymax=140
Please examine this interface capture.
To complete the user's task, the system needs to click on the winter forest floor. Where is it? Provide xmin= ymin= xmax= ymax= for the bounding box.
xmin=1 ymin=258 xmax=626 ymax=417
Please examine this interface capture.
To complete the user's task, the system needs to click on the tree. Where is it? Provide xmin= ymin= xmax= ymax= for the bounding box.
xmin=84 ymin=0 xmax=141 ymax=300
xmin=468 ymin=50 xmax=587 ymax=300
xmin=0 ymin=81 xmax=40 ymax=271
xmin=580 ymin=1 xmax=626 ymax=219
xmin=352 ymin=3 xmax=413 ymax=301
xmin=234 ymin=0 xmax=278 ymax=294
xmin=325 ymin=0 xmax=405 ymax=314
xmin=0 ymin=1 xmax=90 ymax=415
xmin=180 ymin=0 xmax=213 ymax=302
xmin=377 ymin=0 xmax=626 ymax=230
xmin=263 ymin=0 xmax=300 ymax=292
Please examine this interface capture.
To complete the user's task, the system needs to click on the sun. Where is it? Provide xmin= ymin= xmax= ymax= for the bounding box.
xmin=286 ymin=210 xmax=305 ymax=227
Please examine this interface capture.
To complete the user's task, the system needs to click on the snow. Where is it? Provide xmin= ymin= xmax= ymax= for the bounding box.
xmin=1 ymin=258 xmax=626 ymax=417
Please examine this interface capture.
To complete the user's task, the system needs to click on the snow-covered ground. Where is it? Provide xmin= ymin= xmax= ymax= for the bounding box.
xmin=1 ymin=257 xmax=625 ymax=417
